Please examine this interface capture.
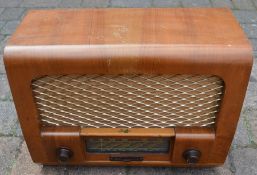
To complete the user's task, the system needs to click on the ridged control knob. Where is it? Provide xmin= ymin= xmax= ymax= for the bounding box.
xmin=57 ymin=147 xmax=73 ymax=162
xmin=183 ymin=149 xmax=201 ymax=164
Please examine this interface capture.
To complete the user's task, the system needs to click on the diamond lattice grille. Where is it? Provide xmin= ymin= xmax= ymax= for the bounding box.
xmin=31 ymin=74 xmax=224 ymax=128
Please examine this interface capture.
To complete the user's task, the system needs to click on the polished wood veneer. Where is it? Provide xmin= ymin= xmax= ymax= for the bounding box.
xmin=3 ymin=8 xmax=252 ymax=166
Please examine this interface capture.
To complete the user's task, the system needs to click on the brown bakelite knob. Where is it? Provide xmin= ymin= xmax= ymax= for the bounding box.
xmin=57 ymin=147 xmax=73 ymax=162
xmin=183 ymin=149 xmax=201 ymax=164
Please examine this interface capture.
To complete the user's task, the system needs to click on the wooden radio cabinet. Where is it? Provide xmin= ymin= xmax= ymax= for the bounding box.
xmin=3 ymin=8 xmax=253 ymax=166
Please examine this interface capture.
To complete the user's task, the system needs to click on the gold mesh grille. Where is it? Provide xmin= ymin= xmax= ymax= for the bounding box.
xmin=31 ymin=74 xmax=224 ymax=128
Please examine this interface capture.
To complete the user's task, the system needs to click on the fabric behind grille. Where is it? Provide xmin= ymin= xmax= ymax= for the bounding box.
xmin=31 ymin=74 xmax=224 ymax=128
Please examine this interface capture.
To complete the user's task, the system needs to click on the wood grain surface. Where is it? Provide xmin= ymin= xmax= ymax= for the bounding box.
xmin=3 ymin=8 xmax=253 ymax=166
xmin=8 ymin=8 xmax=249 ymax=46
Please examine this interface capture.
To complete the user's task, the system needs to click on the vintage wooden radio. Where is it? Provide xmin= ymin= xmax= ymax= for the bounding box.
xmin=4 ymin=8 xmax=253 ymax=166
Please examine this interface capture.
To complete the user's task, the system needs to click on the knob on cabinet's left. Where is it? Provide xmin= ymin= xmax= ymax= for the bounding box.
xmin=56 ymin=147 xmax=73 ymax=162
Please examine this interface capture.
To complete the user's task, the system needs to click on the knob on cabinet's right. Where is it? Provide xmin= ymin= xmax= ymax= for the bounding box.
xmin=183 ymin=149 xmax=201 ymax=164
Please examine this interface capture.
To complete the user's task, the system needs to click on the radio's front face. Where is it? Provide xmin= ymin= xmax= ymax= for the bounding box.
xmin=33 ymin=74 xmax=223 ymax=165
xmin=4 ymin=8 xmax=253 ymax=167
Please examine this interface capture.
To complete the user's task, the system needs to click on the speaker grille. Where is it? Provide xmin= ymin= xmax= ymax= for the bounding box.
xmin=32 ymin=74 xmax=224 ymax=128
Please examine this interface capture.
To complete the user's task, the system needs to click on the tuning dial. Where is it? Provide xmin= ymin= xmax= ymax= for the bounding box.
xmin=57 ymin=147 xmax=73 ymax=162
xmin=183 ymin=149 xmax=201 ymax=164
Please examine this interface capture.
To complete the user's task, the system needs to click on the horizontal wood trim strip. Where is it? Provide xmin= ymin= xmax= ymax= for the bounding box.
xmin=85 ymin=153 xmax=171 ymax=161
xmin=80 ymin=128 xmax=175 ymax=137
